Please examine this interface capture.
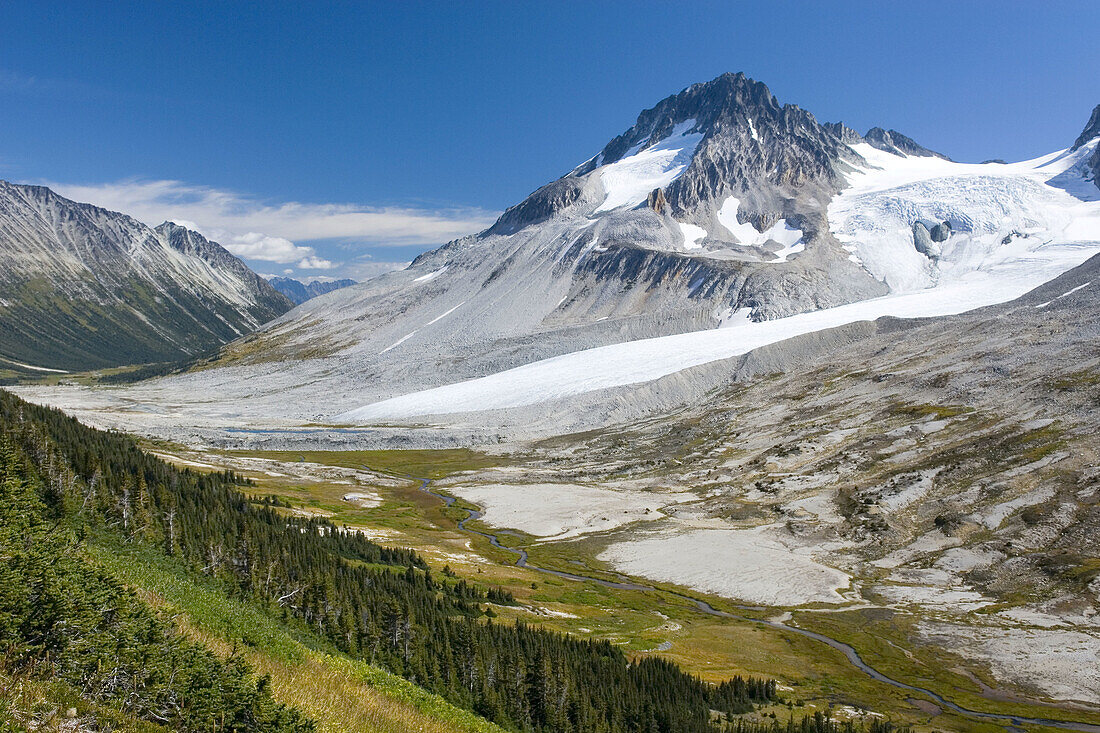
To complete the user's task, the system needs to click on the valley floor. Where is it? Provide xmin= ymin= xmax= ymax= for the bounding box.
xmin=128 ymin=440 xmax=1100 ymax=733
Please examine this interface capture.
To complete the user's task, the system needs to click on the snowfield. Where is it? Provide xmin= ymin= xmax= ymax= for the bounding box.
xmin=336 ymin=243 xmax=1097 ymax=421
xmin=830 ymin=142 xmax=1100 ymax=291
xmin=677 ymin=221 xmax=708 ymax=249
xmin=595 ymin=119 xmax=703 ymax=212
xmin=716 ymin=196 xmax=805 ymax=257
xmin=337 ymin=139 xmax=1100 ymax=423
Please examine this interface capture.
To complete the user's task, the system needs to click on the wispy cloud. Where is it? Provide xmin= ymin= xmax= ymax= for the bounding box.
xmin=166 ymin=220 xmax=323 ymax=266
xmin=0 ymin=68 xmax=118 ymax=102
xmin=38 ymin=178 xmax=499 ymax=270
xmin=0 ymin=70 xmax=36 ymax=92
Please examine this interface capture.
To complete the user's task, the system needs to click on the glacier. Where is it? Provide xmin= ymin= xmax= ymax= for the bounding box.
xmin=337 ymin=140 xmax=1100 ymax=422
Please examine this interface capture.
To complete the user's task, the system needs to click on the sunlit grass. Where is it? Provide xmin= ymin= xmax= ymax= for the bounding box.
xmin=88 ymin=536 xmax=506 ymax=733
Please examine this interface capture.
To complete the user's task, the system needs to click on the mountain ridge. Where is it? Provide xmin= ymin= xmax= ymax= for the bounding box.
xmin=1073 ymin=103 xmax=1100 ymax=189
xmin=492 ymin=72 xmax=947 ymax=237
xmin=269 ymin=275 xmax=358 ymax=305
xmin=195 ymin=74 xmax=1100 ymax=430
xmin=0 ymin=180 xmax=292 ymax=372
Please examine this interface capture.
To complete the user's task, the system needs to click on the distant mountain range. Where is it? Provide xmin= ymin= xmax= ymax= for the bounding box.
xmin=269 ymin=276 xmax=357 ymax=305
xmin=0 ymin=181 xmax=292 ymax=373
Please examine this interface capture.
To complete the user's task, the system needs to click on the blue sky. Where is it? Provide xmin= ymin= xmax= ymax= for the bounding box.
xmin=2 ymin=1 xmax=1098 ymax=279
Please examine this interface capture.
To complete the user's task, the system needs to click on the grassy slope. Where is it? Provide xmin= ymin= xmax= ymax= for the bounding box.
xmin=87 ymin=535 xmax=506 ymax=733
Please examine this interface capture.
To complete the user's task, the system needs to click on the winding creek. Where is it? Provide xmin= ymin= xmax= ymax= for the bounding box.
xmin=415 ymin=477 xmax=1100 ymax=733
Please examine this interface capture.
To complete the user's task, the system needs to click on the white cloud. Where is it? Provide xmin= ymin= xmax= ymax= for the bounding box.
xmin=39 ymin=178 xmax=498 ymax=248
xmin=172 ymin=228 xmax=316 ymax=265
xmin=296 ymin=256 xmax=335 ymax=270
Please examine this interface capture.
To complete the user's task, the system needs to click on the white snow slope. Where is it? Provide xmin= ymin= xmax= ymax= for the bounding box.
xmin=337 ymin=140 xmax=1100 ymax=423
xmin=595 ymin=120 xmax=703 ymax=212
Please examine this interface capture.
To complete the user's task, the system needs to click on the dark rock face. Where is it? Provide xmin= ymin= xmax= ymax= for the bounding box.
xmin=912 ymin=220 xmax=952 ymax=258
xmin=1074 ymin=105 xmax=1100 ymax=191
xmin=270 ymin=276 xmax=357 ymax=305
xmin=646 ymin=188 xmax=667 ymax=213
xmin=864 ymin=127 xmax=948 ymax=159
xmin=929 ymin=221 xmax=952 ymax=243
xmin=823 ymin=122 xmax=864 ymax=145
xmin=487 ymin=177 xmax=586 ymax=235
xmin=912 ymin=222 xmax=939 ymax=259
xmin=1071 ymin=104 xmax=1100 ymax=151
xmin=602 ymin=72 xmax=861 ymax=220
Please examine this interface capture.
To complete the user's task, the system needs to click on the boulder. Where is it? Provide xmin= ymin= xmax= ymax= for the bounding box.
xmin=912 ymin=222 xmax=941 ymax=259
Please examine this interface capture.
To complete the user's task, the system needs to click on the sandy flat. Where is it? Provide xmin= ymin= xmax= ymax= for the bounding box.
xmin=599 ymin=526 xmax=851 ymax=606
xmin=447 ymin=482 xmax=674 ymax=541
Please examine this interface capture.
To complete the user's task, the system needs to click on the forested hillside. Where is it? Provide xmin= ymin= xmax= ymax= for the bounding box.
xmin=0 ymin=389 xmax=909 ymax=733
xmin=0 ymin=424 xmax=312 ymax=731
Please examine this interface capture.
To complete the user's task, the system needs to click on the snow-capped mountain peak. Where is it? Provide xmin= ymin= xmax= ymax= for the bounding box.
xmin=491 ymin=72 xmax=949 ymax=248
xmin=117 ymin=78 xmax=1100 ymax=433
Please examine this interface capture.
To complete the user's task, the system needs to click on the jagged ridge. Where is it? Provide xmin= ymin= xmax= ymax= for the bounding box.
xmin=0 ymin=181 xmax=292 ymax=372
xmin=270 ymin=276 xmax=357 ymax=305
xmin=1072 ymin=104 xmax=1100 ymax=189
xmin=492 ymin=72 xmax=944 ymax=234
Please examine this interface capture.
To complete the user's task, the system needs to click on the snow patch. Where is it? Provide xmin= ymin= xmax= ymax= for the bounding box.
xmin=379 ymin=330 xmax=419 ymax=354
xmin=0 ymin=357 xmax=69 ymax=374
xmin=413 ymin=266 xmax=448 ymax=283
xmin=677 ymin=221 xmax=708 ymax=250
xmin=425 ymin=301 xmax=465 ymax=326
xmin=595 ymin=120 xmax=702 ymax=212
xmin=747 ymin=117 xmax=760 ymax=142
xmin=716 ymin=198 xmax=804 ymax=259
xmin=1056 ymin=281 xmax=1091 ymax=299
